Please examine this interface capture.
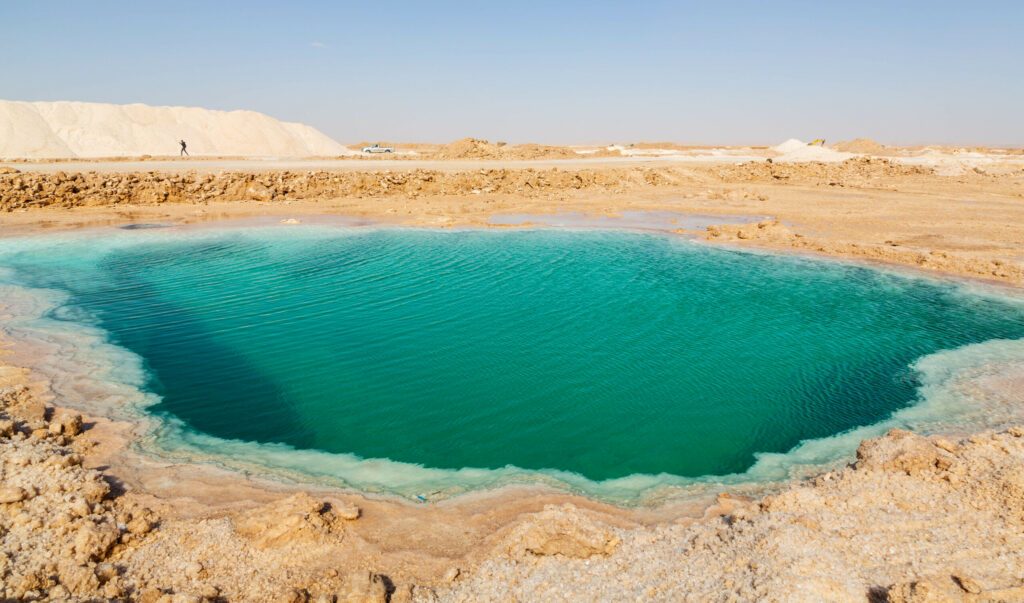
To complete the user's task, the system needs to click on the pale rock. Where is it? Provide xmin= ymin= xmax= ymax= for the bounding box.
xmin=184 ymin=560 xmax=205 ymax=580
xmin=72 ymin=520 xmax=119 ymax=562
xmin=953 ymin=574 xmax=983 ymax=594
xmin=510 ymin=504 xmax=620 ymax=558
xmin=49 ymin=412 xmax=83 ymax=437
xmin=885 ymin=579 xmax=957 ymax=602
xmin=856 ymin=429 xmax=940 ymax=475
xmin=339 ymin=571 xmax=388 ymax=603
xmin=0 ymin=486 xmax=27 ymax=503
xmin=58 ymin=562 xmax=100 ymax=595
xmin=234 ymin=493 xmax=343 ymax=548
xmin=69 ymin=497 xmax=92 ymax=518
xmin=94 ymin=562 xmax=118 ymax=583
xmin=127 ymin=507 xmax=158 ymax=535
xmin=81 ymin=478 xmax=110 ymax=504
xmin=442 ymin=567 xmax=460 ymax=583
xmin=410 ymin=585 xmax=439 ymax=602
xmin=335 ymin=501 xmax=361 ymax=520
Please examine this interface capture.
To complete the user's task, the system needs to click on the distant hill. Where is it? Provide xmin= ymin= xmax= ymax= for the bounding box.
xmin=0 ymin=100 xmax=353 ymax=158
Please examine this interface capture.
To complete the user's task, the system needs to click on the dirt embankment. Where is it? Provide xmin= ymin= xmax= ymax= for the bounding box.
xmin=0 ymin=158 xmax=953 ymax=212
xmin=0 ymin=166 xmax=690 ymax=211
xmin=710 ymin=156 xmax=933 ymax=185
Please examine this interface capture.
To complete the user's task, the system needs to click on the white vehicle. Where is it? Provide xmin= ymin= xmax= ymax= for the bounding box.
xmin=361 ymin=143 xmax=395 ymax=154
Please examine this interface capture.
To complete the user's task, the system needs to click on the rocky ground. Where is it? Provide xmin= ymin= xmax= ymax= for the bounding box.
xmin=446 ymin=427 xmax=1024 ymax=602
xmin=5 ymin=371 xmax=1024 ymax=602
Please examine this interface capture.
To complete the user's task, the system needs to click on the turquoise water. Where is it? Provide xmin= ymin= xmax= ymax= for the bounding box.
xmin=2 ymin=226 xmax=1024 ymax=497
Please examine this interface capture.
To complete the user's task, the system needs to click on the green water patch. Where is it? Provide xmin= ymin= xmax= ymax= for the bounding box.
xmin=2 ymin=226 xmax=1024 ymax=497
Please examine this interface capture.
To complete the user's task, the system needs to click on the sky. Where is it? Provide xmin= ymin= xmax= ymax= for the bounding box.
xmin=2 ymin=1 xmax=1022 ymax=145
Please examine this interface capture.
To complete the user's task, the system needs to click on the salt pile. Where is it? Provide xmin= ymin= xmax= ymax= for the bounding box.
xmin=0 ymin=100 xmax=354 ymax=159
xmin=771 ymin=138 xmax=808 ymax=154
xmin=771 ymin=138 xmax=853 ymax=163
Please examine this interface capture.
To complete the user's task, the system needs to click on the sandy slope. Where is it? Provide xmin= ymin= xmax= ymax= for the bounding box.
xmin=0 ymin=100 xmax=354 ymax=159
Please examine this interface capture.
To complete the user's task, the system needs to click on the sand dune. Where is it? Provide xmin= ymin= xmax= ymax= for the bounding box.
xmin=0 ymin=100 xmax=354 ymax=159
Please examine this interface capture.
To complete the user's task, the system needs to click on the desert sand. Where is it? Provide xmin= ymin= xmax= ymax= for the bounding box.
xmin=2 ymin=137 xmax=1024 ymax=601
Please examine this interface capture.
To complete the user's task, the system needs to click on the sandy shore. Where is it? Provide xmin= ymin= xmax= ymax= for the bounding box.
xmin=2 ymin=152 xmax=1024 ymax=601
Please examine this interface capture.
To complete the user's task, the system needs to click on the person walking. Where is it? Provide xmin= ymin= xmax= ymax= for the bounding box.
xmin=179 ymin=139 xmax=189 ymax=157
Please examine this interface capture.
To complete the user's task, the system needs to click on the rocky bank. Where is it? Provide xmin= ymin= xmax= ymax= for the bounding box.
xmin=4 ymin=366 xmax=1024 ymax=601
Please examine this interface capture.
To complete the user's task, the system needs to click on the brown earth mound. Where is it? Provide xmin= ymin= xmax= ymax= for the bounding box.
xmin=833 ymin=138 xmax=887 ymax=154
xmin=432 ymin=138 xmax=578 ymax=160
xmin=711 ymin=156 xmax=932 ymax=186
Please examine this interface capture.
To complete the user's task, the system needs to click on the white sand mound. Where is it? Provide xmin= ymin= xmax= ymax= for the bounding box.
xmin=769 ymin=138 xmax=853 ymax=163
xmin=774 ymin=145 xmax=854 ymax=163
xmin=0 ymin=100 xmax=354 ymax=159
xmin=771 ymin=138 xmax=807 ymax=153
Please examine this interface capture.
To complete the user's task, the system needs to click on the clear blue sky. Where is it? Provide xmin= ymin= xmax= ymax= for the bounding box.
xmin=2 ymin=1 xmax=1021 ymax=145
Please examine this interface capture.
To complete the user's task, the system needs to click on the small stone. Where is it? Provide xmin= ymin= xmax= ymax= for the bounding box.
xmin=70 ymin=497 xmax=92 ymax=517
xmin=410 ymin=586 xmax=439 ymax=602
xmin=200 ymin=584 xmax=221 ymax=600
xmin=0 ymin=486 xmax=27 ymax=503
xmin=335 ymin=502 xmax=361 ymax=520
xmin=102 ymin=580 xmax=126 ymax=598
xmin=58 ymin=562 xmax=100 ymax=595
xmin=340 ymin=571 xmax=388 ymax=603
xmin=127 ymin=514 xmax=156 ymax=535
xmin=81 ymin=479 xmax=111 ymax=504
xmin=57 ymin=412 xmax=84 ymax=436
xmin=73 ymin=521 xmax=119 ymax=562
xmin=138 ymin=588 xmax=168 ymax=603
xmin=94 ymin=562 xmax=118 ymax=583
xmin=184 ymin=561 xmax=204 ymax=580
xmin=442 ymin=567 xmax=460 ymax=583
xmin=277 ymin=588 xmax=310 ymax=603
xmin=953 ymin=574 xmax=982 ymax=594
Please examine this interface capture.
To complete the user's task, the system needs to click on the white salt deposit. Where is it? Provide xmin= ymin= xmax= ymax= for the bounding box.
xmin=771 ymin=138 xmax=807 ymax=154
xmin=0 ymin=100 xmax=354 ymax=159
xmin=769 ymin=138 xmax=855 ymax=162
xmin=774 ymin=145 xmax=854 ymax=163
